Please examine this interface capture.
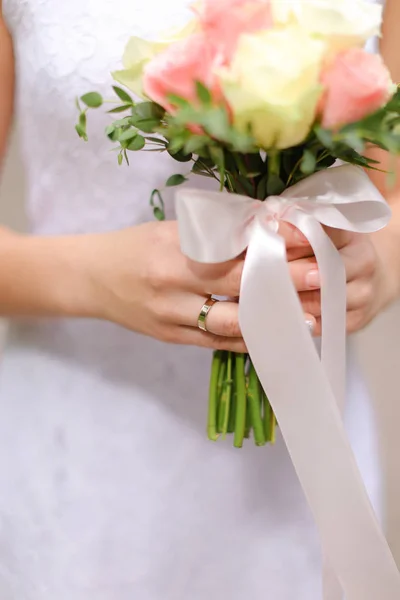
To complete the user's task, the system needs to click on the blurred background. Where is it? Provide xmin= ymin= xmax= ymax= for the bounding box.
xmin=1 ymin=129 xmax=400 ymax=561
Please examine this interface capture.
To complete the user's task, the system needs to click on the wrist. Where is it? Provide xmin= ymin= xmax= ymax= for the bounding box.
xmin=0 ymin=231 xmax=100 ymax=319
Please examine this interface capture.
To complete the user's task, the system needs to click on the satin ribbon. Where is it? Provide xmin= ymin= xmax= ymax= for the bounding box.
xmin=175 ymin=164 xmax=400 ymax=600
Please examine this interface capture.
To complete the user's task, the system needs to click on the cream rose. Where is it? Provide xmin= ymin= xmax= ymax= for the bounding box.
xmin=219 ymin=27 xmax=326 ymax=149
xmin=271 ymin=0 xmax=382 ymax=53
xmin=112 ymin=20 xmax=198 ymax=98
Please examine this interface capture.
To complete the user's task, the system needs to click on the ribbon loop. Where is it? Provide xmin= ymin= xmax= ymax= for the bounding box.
xmin=175 ymin=163 xmax=400 ymax=600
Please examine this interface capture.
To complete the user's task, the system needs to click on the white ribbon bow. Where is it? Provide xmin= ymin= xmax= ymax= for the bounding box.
xmin=176 ymin=164 xmax=400 ymax=600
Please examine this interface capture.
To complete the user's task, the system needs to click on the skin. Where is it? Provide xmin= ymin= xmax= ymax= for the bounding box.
xmin=0 ymin=0 xmax=399 ymax=350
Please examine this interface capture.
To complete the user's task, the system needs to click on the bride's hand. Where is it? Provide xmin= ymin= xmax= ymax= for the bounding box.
xmin=87 ymin=221 xmax=250 ymax=351
xmin=282 ymin=223 xmax=398 ymax=336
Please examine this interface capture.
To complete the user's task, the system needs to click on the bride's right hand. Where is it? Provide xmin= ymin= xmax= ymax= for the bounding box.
xmin=87 ymin=221 xmax=247 ymax=352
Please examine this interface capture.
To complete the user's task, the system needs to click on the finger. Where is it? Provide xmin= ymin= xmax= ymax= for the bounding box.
xmin=339 ymin=237 xmax=375 ymax=282
xmin=304 ymin=313 xmax=317 ymax=335
xmin=299 ymin=290 xmax=322 ymax=317
xmin=298 ymin=279 xmax=373 ymax=318
xmin=177 ymin=327 xmax=247 ymax=352
xmin=187 ymin=258 xmax=245 ymax=297
xmin=323 ymin=226 xmax=353 ymax=250
xmin=345 ymin=279 xmax=373 ymax=312
xmin=177 ymin=296 xmax=242 ymax=337
xmin=289 ymin=258 xmax=320 ymax=292
xmin=278 ymin=221 xmax=310 ymax=250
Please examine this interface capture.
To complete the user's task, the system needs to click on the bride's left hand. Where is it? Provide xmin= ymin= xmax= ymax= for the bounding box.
xmin=282 ymin=223 xmax=398 ymax=337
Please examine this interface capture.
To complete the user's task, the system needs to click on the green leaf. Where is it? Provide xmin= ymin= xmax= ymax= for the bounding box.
xmin=105 ymin=124 xmax=115 ymax=138
xmin=81 ymin=92 xmax=103 ymax=108
xmin=119 ymin=129 xmax=138 ymax=143
xmin=168 ymin=148 xmax=193 ymax=163
xmin=235 ymin=175 xmax=255 ymax=197
xmin=166 ymin=174 xmax=187 ymax=187
xmin=131 ymin=118 xmax=160 ymax=133
xmin=195 ymin=81 xmax=212 ymax=105
xmin=150 ymin=189 xmax=165 ymax=221
xmin=256 ymin=175 xmax=268 ymax=200
xmin=75 ymin=124 xmax=88 ymax=142
xmin=75 ymin=97 xmax=81 ymax=112
xmin=315 ymin=126 xmax=334 ymax=149
xmin=79 ymin=112 xmax=87 ymax=129
xmin=209 ymin=146 xmax=225 ymax=170
xmin=191 ymin=158 xmax=216 ymax=178
xmin=167 ymin=94 xmax=190 ymax=109
xmin=342 ymin=131 xmax=365 ymax=154
xmin=184 ymin=135 xmax=210 ymax=155
xmin=127 ymin=134 xmax=146 ymax=151
xmin=112 ymin=117 xmax=132 ymax=127
xmin=124 ymin=149 xmax=129 ymax=166
xmin=112 ymin=85 xmax=133 ymax=104
xmin=266 ymin=174 xmax=285 ymax=196
xmin=108 ymin=127 xmax=122 ymax=142
xmin=108 ymin=104 xmax=132 ymax=114
xmin=118 ymin=152 xmax=123 ymax=166
xmin=133 ymin=102 xmax=165 ymax=120
xmin=145 ymin=136 xmax=166 ymax=145
xmin=300 ymin=150 xmax=316 ymax=175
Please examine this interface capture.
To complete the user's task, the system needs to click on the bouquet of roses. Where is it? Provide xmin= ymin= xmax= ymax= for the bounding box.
xmin=76 ymin=0 xmax=400 ymax=449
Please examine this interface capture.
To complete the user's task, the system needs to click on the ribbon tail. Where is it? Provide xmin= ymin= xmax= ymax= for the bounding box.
xmin=239 ymin=219 xmax=400 ymax=600
xmin=285 ymin=212 xmax=347 ymax=600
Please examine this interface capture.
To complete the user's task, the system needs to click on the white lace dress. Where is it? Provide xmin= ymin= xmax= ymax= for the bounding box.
xmin=0 ymin=1 xmax=383 ymax=599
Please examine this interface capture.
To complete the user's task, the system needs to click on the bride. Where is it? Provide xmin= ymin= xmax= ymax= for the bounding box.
xmin=0 ymin=0 xmax=398 ymax=598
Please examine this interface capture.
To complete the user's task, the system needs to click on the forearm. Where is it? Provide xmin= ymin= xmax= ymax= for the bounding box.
xmin=0 ymin=227 xmax=95 ymax=318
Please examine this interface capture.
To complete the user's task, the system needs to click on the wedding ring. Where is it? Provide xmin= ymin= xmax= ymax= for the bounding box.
xmin=197 ymin=297 xmax=219 ymax=332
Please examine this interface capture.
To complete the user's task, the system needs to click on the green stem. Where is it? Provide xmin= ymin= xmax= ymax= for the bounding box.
xmin=218 ymin=352 xmax=233 ymax=438
xmin=228 ymin=359 xmax=236 ymax=434
xmin=207 ymin=351 xmax=222 ymax=441
xmin=234 ymin=353 xmax=247 ymax=448
xmin=268 ymin=150 xmax=281 ymax=176
xmin=244 ymin=376 xmax=251 ymax=439
xmin=247 ymin=362 xmax=266 ymax=446
xmin=262 ymin=385 xmax=276 ymax=444
xmin=216 ymin=352 xmax=227 ymax=434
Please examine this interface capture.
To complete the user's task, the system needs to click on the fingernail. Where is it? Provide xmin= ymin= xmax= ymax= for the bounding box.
xmin=305 ymin=319 xmax=315 ymax=334
xmin=306 ymin=269 xmax=320 ymax=288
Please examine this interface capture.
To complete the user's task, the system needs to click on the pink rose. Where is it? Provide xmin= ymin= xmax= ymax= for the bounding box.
xmin=319 ymin=48 xmax=393 ymax=129
xmin=143 ymin=33 xmax=223 ymax=112
xmin=196 ymin=0 xmax=273 ymax=62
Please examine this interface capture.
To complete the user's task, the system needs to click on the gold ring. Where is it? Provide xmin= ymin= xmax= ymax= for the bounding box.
xmin=197 ymin=297 xmax=218 ymax=332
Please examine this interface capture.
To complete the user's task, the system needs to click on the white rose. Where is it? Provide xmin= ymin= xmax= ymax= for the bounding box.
xmin=271 ymin=0 xmax=382 ymax=52
xmin=112 ymin=20 xmax=198 ymax=99
xmin=219 ymin=26 xmax=326 ymax=150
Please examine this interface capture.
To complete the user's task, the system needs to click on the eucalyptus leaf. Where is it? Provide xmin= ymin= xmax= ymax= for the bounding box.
xmin=81 ymin=92 xmax=103 ymax=108
xmin=300 ymin=149 xmax=316 ymax=175
xmin=166 ymin=174 xmax=187 ymax=187
xmin=315 ymin=127 xmax=334 ymax=149
xmin=256 ymin=175 xmax=268 ymax=200
xmin=112 ymin=85 xmax=133 ymax=104
xmin=119 ymin=129 xmax=138 ymax=143
xmin=195 ymin=81 xmax=212 ymax=105
xmin=105 ymin=125 xmax=115 ymax=138
xmin=266 ymin=174 xmax=285 ymax=196
xmin=128 ymin=135 xmax=146 ymax=151
xmin=150 ymin=189 xmax=166 ymax=221
xmin=168 ymin=148 xmax=193 ymax=163
xmin=75 ymin=124 xmax=88 ymax=142
xmin=108 ymin=104 xmax=132 ymax=114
